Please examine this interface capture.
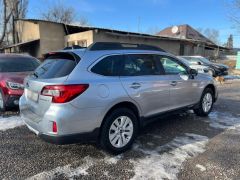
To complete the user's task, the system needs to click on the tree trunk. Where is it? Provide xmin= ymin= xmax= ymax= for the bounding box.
xmin=0 ymin=0 xmax=12 ymax=46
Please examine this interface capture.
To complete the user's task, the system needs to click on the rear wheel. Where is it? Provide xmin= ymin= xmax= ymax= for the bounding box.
xmin=194 ymin=88 xmax=213 ymax=117
xmin=100 ymin=108 xmax=138 ymax=154
xmin=0 ymin=90 xmax=6 ymax=112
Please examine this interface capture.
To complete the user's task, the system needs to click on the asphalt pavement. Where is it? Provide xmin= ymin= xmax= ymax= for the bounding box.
xmin=0 ymin=81 xmax=240 ymax=180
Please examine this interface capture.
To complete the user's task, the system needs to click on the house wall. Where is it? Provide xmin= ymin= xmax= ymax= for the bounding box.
xmin=64 ymin=30 xmax=94 ymax=47
xmin=92 ymin=30 xmax=181 ymax=55
xmin=38 ymin=21 xmax=66 ymax=57
xmin=15 ymin=20 xmax=40 ymax=42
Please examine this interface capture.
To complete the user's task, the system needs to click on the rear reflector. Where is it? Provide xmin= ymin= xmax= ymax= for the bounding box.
xmin=41 ymin=84 xmax=89 ymax=103
xmin=52 ymin=121 xmax=58 ymax=133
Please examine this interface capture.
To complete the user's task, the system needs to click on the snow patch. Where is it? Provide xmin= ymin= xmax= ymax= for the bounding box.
xmin=196 ymin=164 xmax=206 ymax=172
xmin=0 ymin=115 xmax=24 ymax=131
xmin=131 ymin=133 xmax=208 ymax=180
xmin=28 ymin=154 xmax=123 ymax=179
xmin=207 ymin=112 xmax=240 ymax=129
xmin=104 ymin=154 xmax=122 ymax=164
xmin=27 ymin=156 xmax=94 ymax=180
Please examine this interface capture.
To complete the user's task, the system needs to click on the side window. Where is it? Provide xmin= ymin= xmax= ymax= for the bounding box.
xmin=122 ymin=54 xmax=160 ymax=76
xmin=158 ymin=56 xmax=188 ymax=75
xmin=91 ymin=55 xmax=122 ymax=76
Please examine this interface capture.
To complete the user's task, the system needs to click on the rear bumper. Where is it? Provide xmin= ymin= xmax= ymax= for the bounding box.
xmin=20 ymin=95 xmax=104 ymax=144
xmin=39 ymin=128 xmax=100 ymax=144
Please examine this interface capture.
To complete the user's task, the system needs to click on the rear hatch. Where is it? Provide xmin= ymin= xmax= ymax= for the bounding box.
xmin=23 ymin=52 xmax=80 ymax=118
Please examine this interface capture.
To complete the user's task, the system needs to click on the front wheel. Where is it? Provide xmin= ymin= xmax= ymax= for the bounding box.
xmin=194 ymin=88 xmax=214 ymax=117
xmin=100 ymin=108 xmax=138 ymax=154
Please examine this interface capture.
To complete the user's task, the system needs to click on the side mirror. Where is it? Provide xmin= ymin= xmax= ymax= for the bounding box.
xmin=190 ymin=69 xmax=198 ymax=77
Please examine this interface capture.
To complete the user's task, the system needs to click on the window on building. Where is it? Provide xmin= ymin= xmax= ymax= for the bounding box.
xmin=67 ymin=41 xmax=75 ymax=47
xmin=77 ymin=40 xmax=87 ymax=47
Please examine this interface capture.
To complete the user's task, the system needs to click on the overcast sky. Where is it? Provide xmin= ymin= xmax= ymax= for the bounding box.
xmin=27 ymin=0 xmax=239 ymax=48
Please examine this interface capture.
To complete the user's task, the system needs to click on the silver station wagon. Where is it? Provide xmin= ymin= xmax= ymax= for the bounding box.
xmin=20 ymin=42 xmax=218 ymax=154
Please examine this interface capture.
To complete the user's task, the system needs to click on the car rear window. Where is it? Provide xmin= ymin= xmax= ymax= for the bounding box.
xmin=32 ymin=53 xmax=79 ymax=79
xmin=0 ymin=57 xmax=40 ymax=72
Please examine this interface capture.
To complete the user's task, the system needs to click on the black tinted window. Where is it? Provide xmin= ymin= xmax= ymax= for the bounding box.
xmin=91 ymin=55 xmax=123 ymax=76
xmin=33 ymin=59 xmax=76 ymax=79
xmin=122 ymin=54 xmax=159 ymax=76
xmin=0 ymin=57 xmax=40 ymax=72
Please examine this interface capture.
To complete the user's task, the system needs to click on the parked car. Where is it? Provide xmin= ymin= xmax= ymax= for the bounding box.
xmin=0 ymin=54 xmax=40 ymax=111
xmin=20 ymin=42 xmax=218 ymax=154
xmin=180 ymin=56 xmax=228 ymax=77
xmin=177 ymin=56 xmax=210 ymax=75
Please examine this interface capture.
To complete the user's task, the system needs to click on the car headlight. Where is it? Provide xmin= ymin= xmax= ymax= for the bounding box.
xmin=6 ymin=81 xmax=24 ymax=90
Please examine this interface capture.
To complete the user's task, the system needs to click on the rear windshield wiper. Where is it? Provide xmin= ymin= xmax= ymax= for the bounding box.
xmin=32 ymin=72 xmax=39 ymax=78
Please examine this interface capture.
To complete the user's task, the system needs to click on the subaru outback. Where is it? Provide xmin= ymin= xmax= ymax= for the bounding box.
xmin=20 ymin=42 xmax=218 ymax=154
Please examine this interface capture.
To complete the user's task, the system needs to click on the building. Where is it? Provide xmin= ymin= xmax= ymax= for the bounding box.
xmin=157 ymin=24 xmax=228 ymax=57
xmin=1 ymin=19 xmax=229 ymax=58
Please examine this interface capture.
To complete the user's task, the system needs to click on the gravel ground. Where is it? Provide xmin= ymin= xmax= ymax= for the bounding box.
xmin=0 ymin=81 xmax=240 ymax=180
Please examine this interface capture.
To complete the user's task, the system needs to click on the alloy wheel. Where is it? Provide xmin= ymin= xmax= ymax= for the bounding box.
xmin=109 ymin=116 xmax=133 ymax=148
xmin=202 ymin=92 xmax=213 ymax=113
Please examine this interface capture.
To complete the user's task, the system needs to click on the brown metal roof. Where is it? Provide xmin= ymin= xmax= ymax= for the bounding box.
xmin=157 ymin=24 xmax=215 ymax=45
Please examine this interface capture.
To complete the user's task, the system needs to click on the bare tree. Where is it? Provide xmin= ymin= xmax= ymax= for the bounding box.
xmin=0 ymin=0 xmax=12 ymax=46
xmin=228 ymin=0 xmax=240 ymax=27
xmin=8 ymin=0 xmax=28 ymax=44
xmin=197 ymin=28 xmax=220 ymax=45
xmin=41 ymin=3 xmax=89 ymax=25
xmin=41 ymin=3 xmax=76 ymax=24
xmin=0 ymin=0 xmax=28 ymax=46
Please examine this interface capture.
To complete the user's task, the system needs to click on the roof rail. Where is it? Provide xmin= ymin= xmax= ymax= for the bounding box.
xmin=88 ymin=42 xmax=166 ymax=52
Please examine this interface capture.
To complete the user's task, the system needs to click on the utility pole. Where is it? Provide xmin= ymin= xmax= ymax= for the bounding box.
xmin=138 ymin=16 xmax=141 ymax=33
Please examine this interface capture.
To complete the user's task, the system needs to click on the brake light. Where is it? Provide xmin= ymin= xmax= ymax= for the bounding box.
xmin=52 ymin=121 xmax=58 ymax=133
xmin=41 ymin=84 xmax=89 ymax=103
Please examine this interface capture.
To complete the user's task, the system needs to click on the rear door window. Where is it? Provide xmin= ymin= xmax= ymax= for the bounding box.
xmin=121 ymin=54 xmax=160 ymax=76
xmin=91 ymin=55 xmax=123 ymax=76
xmin=33 ymin=53 xmax=78 ymax=79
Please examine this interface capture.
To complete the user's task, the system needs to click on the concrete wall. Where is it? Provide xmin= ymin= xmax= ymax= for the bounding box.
xmin=64 ymin=30 xmax=94 ymax=47
xmin=93 ymin=30 xmax=181 ymax=55
xmin=15 ymin=20 xmax=40 ymax=42
xmin=39 ymin=21 xmax=66 ymax=57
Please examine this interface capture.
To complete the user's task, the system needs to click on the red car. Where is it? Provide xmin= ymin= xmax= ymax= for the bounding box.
xmin=0 ymin=54 xmax=40 ymax=111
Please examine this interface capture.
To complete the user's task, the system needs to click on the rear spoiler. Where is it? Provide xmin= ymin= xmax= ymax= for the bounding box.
xmin=43 ymin=52 xmax=80 ymax=63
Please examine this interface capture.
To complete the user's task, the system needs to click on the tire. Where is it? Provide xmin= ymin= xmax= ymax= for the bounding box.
xmin=0 ymin=89 xmax=6 ymax=112
xmin=100 ymin=108 xmax=138 ymax=154
xmin=194 ymin=88 xmax=214 ymax=117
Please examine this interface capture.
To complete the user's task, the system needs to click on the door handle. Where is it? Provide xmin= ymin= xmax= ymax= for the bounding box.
xmin=130 ymin=82 xmax=141 ymax=89
xmin=170 ymin=81 xmax=177 ymax=86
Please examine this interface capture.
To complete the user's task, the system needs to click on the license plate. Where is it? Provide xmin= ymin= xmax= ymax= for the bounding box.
xmin=26 ymin=89 xmax=39 ymax=102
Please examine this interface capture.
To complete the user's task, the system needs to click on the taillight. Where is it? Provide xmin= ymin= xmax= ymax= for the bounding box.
xmin=41 ymin=84 xmax=89 ymax=103
xmin=52 ymin=121 xmax=58 ymax=133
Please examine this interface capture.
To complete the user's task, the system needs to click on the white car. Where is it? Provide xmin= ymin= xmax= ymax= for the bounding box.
xmin=177 ymin=57 xmax=210 ymax=74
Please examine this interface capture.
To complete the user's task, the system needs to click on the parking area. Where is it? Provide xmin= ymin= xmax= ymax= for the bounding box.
xmin=0 ymin=80 xmax=240 ymax=180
